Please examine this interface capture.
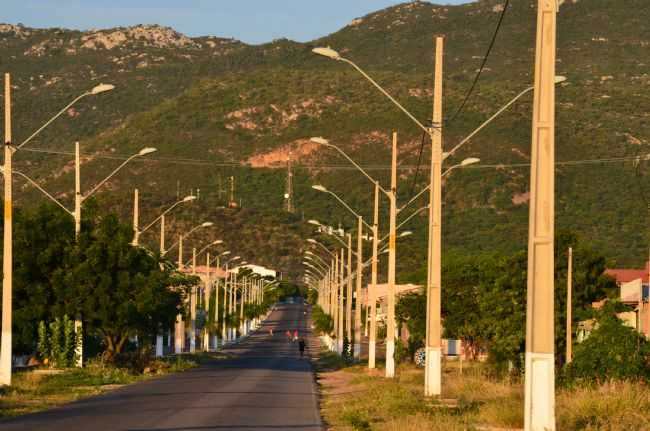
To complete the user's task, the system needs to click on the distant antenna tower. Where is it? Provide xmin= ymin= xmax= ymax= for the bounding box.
xmin=285 ymin=152 xmax=295 ymax=213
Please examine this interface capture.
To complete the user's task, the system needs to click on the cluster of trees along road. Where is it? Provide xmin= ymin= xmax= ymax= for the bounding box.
xmin=6 ymin=200 xmax=299 ymax=363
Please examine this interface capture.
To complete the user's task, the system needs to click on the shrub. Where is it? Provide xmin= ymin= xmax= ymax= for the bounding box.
xmin=38 ymin=315 xmax=80 ymax=368
xmin=563 ymin=302 xmax=650 ymax=383
xmin=312 ymin=305 xmax=334 ymax=336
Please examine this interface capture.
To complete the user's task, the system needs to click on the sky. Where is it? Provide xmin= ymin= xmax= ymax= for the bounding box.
xmin=4 ymin=0 xmax=471 ymax=45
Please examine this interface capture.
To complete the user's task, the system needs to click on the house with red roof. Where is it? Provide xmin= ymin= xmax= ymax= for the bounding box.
xmin=604 ymin=261 xmax=650 ymax=338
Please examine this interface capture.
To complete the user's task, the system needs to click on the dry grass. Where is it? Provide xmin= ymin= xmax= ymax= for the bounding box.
xmin=317 ymin=356 xmax=650 ymax=431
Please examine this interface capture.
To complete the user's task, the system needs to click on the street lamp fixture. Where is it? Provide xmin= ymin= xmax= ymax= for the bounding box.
xmin=90 ymin=83 xmax=115 ymax=95
xmin=312 ymin=47 xmax=341 ymax=60
xmin=460 ymin=157 xmax=480 ymax=167
xmin=312 ymin=185 xmax=328 ymax=193
xmin=138 ymin=147 xmax=157 ymax=156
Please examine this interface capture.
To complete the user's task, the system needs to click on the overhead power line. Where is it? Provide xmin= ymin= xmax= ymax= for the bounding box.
xmin=447 ymin=0 xmax=510 ymax=126
xmin=19 ymin=147 xmax=648 ymax=171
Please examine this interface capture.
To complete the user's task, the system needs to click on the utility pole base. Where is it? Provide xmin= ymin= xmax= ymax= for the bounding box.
xmin=353 ymin=343 xmax=361 ymax=361
xmin=368 ymin=340 xmax=376 ymax=369
xmin=174 ymin=317 xmax=184 ymax=354
xmin=337 ymin=339 xmax=343 ymax=354
xmin=155 ymin=335 xmax=164 ymax=357
xmin=74 ymin=319 xmax=83 ymax=367
xmin=385 ymin=340 xmax=395 ymax=378
xmin=524 ymin=352 xmax=556 ymax=431
xmin=424 ymin=347 xmax=442 ymax=396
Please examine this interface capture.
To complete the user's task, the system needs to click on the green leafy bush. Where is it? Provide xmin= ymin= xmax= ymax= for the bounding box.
xmin=563 ymin=302 xmax=650 ymax=383
xmin=37 ymin=315 xmax=80 ymax=368
xmin=311 ymin=305 xmax=334 ymax=336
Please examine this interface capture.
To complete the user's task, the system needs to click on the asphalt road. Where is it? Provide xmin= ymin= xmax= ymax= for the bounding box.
xmin=1 ymin=302 xmax=322 ymax=431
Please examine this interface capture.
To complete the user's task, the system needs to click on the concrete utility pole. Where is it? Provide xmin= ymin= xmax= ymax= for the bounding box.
xmin=175 ymin=236 xmax=185 ymax=354
xmin=524 ymin=0 xmax=559 ymax=429
xmin=189 ymin=248 xmax=197 ymax=353
xmin=346 ymin=234 xmax=353 ymax=344
xmin=338 ymin=248 xmax=345 ymax=353
xmin=566 ymin=247 xmax=573 ymax=364
xmin=354 ymin=215 xmax=363 ymax=360
xmin=386 ymin=131 xmax=398 ymax=378
xmin=160 ymin=215 xmax=166 ymax=254
xmin=425 ymin=36 xmax=444 ymax=397
xmin=369 ymin=182 xmax=380 ymax=369
xmin=1 ymin=73 xmax=13 ymax=386
xmin=132 ymin=189 xmax=140 ymax=245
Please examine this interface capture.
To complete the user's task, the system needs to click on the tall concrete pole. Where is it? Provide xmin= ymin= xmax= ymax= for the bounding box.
xmin=1 ymin=73 xmax=13 ymax=386
xmin=346 ymin=233 xmax=353 ymax=344
xmin=74 ymin=140 xmax=83 ymax=367
xmin=74 ymin=141 xmax=81 ymax=238
xmin=425 ymin=36 xmax=444 ymax=396
xmin=566 ymin=247 xmax=572 ymax=363
xmin=239 ymin=279 xmax=245 ymax=335
xmin=203 ymin=252 xmax=211 ymax=351
xmin=385 ymin=131 xmax=398 ymax=378
xmin=230 ymin=271 xmax=237 ymax=340
xmin=132 ymin=188 xmax=139 ymax=246
xmin=354 ymin=216 xmax=363 ymax=360
xmin=213 ymin=256 xmax=220 ymax=349
xmin=369 ymin=181 xmax=380 ymax=369
xmin=332 ymin=254 xmax=339 ymax=351
xmin=190 ymin=248 xmax=197 ymax=353
xmin=524 ymin=1 xmax=558 ymax=429
xmin=174 ymin=235 xmax=184 ymax=354
xmin=159 ymin=215 xmax=165 ymax=254
xmin=222 ymin=264 xmax=228 ymax=342
xmin=338 ymin=248 xmax=345 ymax=353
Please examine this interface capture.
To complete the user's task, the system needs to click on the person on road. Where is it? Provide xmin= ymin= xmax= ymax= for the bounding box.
xmin=269 ymin=328 xmax=274 ymax=337
xmin=285 ymin=330 xmax=292 ymax=343
xmin=298 ymin=338 xmax=306 ymax=358
xmin=293 ymin=329 xmax=299 ymax=342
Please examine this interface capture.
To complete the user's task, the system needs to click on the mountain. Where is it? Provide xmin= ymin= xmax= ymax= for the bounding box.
xmin=1 ymin=0 xmax=649 ymax=282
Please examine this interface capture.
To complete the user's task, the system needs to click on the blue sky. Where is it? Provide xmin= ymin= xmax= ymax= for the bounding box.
xmin=5 ymin=0 xmax=471 ymax=44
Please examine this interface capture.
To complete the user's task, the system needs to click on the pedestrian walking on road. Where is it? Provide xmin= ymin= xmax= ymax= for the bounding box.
xmin=269 ymin=328 xmax=274 ymax=337
xmin=298 ymin=338 xmax=306 ymax=358
xmin=285 ymin=330 xmax=292 ymax=343
xmin=293 ymin=330 xmax=299 ymax=342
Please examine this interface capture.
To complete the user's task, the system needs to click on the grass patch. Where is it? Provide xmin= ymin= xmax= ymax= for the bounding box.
xmin=0 ymin=354 xmax=204 ymax=419
xmin=318 ymin=356 xmax=650 ymax=430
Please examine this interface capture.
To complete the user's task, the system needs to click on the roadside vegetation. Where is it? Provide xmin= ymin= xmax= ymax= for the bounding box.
xmin=318 ymin=361 xmax=650 ymax=431
xmin=312 ymin=229 xmax=650 ymax=430
xmin=0 ymin=355 xmax=201 ymax=418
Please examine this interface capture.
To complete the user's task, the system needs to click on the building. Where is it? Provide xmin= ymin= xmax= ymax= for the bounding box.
xmin=604 ymin=261 xmax=650 ymax=338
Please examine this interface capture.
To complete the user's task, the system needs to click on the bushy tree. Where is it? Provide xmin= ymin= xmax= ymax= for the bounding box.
xmin=564 ymin=301 xmax=650 ymax=383
xmin=49 ymin=213 xmax=196 ymax=361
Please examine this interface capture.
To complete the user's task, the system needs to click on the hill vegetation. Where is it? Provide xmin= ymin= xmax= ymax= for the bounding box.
xmin=1 ymin=0 xmax=649 ymax=281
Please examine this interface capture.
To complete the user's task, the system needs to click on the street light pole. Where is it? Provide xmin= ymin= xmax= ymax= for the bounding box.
xmin=524 ymin=0 xmax=558 ymax=429
xmin=1 ymin=73 xmax=13 ymax=386
xmin=566 ymin=247 xmax=573 ymax=364
xmin=354 ymin=215 xmax=363 ymax=360
xmin=75 ymin=141 xmax=81 ymax=237
xmin=386 ymin=131 xmax=398 ymax=378
xmin=425 ymin=36 xmax=444 ymax=397
xmin=133 ymin=188 xmax=139 ymax=245
xmin=369 ymin=182 xmax=380 ymax=369
xmin=338 ymin=248 xmax=345 ymax=354
xmin=346 ymin=233 xmax=352 ymax=346
xmin=190 ymin=247 xmax=197 ymax=353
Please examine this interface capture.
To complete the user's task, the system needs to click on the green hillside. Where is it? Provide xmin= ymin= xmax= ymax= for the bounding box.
xmin=1 ymin=0 xmax=649 ymax=281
